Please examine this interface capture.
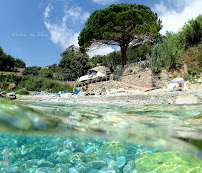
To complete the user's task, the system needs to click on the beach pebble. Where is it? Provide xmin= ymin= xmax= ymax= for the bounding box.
xmin=57 ymin=150 xmax=71 ymax=157
xmin=23 ymin=168 xmax=38 ymax=173
xmin=56 ymin=163 xmax=72 ymax=171
xmin=115 ymin=149 xmax=127 ymax=158
xmin=35 ymin=167 xmax=55 ymax=173
xmin=74 ymin=162 xmax=87 ymax=172
xmin=98 ymin=166 xmax=120 ymax=173
xmin=89 ymin=169 xmax=100 ymax=173
xmin=7 ymin=166 xmax=19 ymax=173
xmin=84 ymin=146 xmax=97 ymax=154
xmin=67 ymin=152 xmax=86 ymax=164
xmin=123 ymin=164 xmax=132 ymax=173
xmin=114 ymin=157 xmax=126 ymax=168
xmin=36 ymin=160 xmax=54 ymax=168
xmin=68 ymin=168 xmax=79 ymax=173
xmin=87 ymin=161 xmax=107 ymax=170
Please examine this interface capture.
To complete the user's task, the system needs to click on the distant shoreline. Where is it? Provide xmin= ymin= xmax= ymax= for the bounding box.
xmin=16 ymin=89 xmax=202 ymax=105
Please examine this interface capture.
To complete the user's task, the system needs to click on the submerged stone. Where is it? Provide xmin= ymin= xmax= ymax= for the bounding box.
xmin=36 ymin=159 xmax=54 ymax=168
xmin=98 ymin=166 xmax=119 ymax=173
xmin=57 ymin=150 xmax=72 ymax=157
xmin=23 ymin=168 xmax=38 ymax=173
xmin=68 ymin=152 xmax=86 ymax=164
xmin=85 ymin=153 xmax=99 ymax=163
xmin=88 ymin=169 xmax=99 ymax=173
xmin=100 ymin=141 xmax=128 ymax=154
xmin=135 ymin=151 xmax=202 ymax=172
xmin=192 ymin=113 xmax=202 ymax=119
xmin=74 ymin=162 xmax=86 ymax=172
xmin=7 ymin=166 xmax=20 ymax=173
xmin=68 ymin=168 xmax=79 ymax=173
xmin=87 ymin=161 xmax=107 ymax=170
xmin=84 ymin=146 xmax=97 ymax=154
xmin=123 ymin=164 xmax=132 ymax=173
xmin=35 ymin=167 xmax=55 ymax=173
xmin=114 ymin=157 xmax=126 ymax=168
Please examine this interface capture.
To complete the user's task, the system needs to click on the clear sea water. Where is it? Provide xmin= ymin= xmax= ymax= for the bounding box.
xmin=0 ymin=99 xmax=202 ymax=172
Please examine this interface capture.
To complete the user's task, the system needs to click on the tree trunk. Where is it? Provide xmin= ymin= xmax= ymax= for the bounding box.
xmin=120 ymin=45 xmax=127 ymax=68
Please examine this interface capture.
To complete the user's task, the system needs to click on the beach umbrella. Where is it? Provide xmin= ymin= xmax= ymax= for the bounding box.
xmin=171 ymin=77 xmax=185 ymax=83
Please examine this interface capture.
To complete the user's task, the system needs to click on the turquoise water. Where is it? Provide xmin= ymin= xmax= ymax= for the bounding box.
xmin=0 ymin=99 xmax=202 ymax=172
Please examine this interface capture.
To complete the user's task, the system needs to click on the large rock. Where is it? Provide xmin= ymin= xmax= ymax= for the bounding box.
xmin=6 ymin=92 xmax=16 ymax=100
xmin=8 ymin=83 xmax=16 ymax=89
xmin=174 ymin=94 xmax=198 ymax=104
xmin=135 ymin=151 xmax=202 ymax=172
xmin=0 ymin=92 xmax=7 ymax=98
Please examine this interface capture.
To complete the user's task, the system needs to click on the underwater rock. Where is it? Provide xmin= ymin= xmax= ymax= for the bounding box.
xmin=36 ymin=159 xmax=54 ymax=168
xmin=100 ymin=152 xmax=115 ymax=160
xmin=67 ymin=152 xmax=86 ymax=165
xmin=23 ymin=168 xmax=38 ymax=173
xmin=87 ymin=160 xmax=107 ymax=170
xmin=74 ymin=162 xmax=87 ymax=172
xmin=55 ymin=163 xmax=72 ymax=172
xmin=11 ymin=161 xmax=21 ymax=167
xmin=84 ymin=146 xmax=97 ymax=154
xmin=191 ymin=113 xmax=202 ymax=119
xmin=114 ymin=157 xmax=126 ymax=168
xmin=100 ymin=141 xmax=128 ymax=154
xmin=85 ymin=153 xmax=99 ymax=163
xmin=135 ymin=151 xmax=202 ymax=172
xmin=75 ymin=139 xmax=87 ymax=151
xmin=98 ymin=166 xmax=119 ymax=173
xmin=115 ymin=149 xmax=127 ymax=158
xmin=56 ymin=163 xmax=72 ymax=170
xmin=63 ymin=139 xmax=76 ymax=150
xmin=57 ymin=150 xmax=72 ymax=157
xmin=35 ymin=167 xmax=55 ymax=173
xmin=88 ymin=169 xmax=99 ymax=173
xmin=7 ymin=165 xmax=20 ymax=173
xmin=123 ymin=164 xmax=132 ymax=173
xmin=125 ymin=154 xmax=135 ymax=160
xmin=68 ymin=168 xmax=79 ymax=173
xmin=127 ymin=146 xmax=137 ymax=154
xmin=134 ymin=148 xmax=152 ymax=159
xmin=23 ymin=159 xmax=38 ymax=170
xmin=73 ymin=149 xmax=84 ymax=153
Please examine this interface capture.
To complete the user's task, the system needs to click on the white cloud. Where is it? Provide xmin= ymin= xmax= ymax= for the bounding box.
xmin=93 ymin=0 xmax=119 ymax=5
xmin=87 ymin=45 xmax=115 ymax=58
xmin=43 ymin=4 xmax=53 ymax=18
xmin=153 ymin=0 xmax=202 ymax=35
xmin=43 ymin=3 xmax=90 ymax=49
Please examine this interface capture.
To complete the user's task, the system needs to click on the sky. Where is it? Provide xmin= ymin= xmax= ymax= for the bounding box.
xmin=0 ymin=0 xmax=201 ymax=67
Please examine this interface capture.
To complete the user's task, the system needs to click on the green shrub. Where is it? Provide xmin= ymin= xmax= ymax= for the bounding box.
xmin=39 ymin=69 xmax=53 ymax=78
xmin=0 ymin=74 xmax=74 ymax=93
xmin=173 ymin=74 xmax=177 ymax=78
xmin=188 ymin=66 xmax=200 ymax=76
xmin=16 ymin=90 xmax=29 ymax=95
xmin=183 ymin=73 xmax=190 ymax=81
xmin=22 ymin=66 xmax=41 ymax=76
xmin=149 ymin=32 xmax=185 ymax=72
xmin=197 ymin=54 xmax=202 ymax=67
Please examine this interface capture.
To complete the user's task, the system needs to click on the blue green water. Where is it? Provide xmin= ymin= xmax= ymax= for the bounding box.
xmin=0 ymin=99 xmax=202 ymax=172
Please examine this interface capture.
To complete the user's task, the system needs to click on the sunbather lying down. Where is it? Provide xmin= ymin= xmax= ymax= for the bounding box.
xmin=85 ymin=89 xmax=95 ymax=96
xmin=85 ymin=87 xmax=106 ymax=96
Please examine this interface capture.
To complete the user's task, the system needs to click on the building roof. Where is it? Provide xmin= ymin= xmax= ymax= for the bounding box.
xmin=90 ymin=66 xmax=110 ymax=73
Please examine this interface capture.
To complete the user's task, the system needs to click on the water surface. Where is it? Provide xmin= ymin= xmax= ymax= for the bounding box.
xmin=0 ymin=99 xmax=201 ymax=172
